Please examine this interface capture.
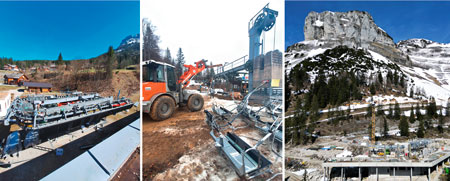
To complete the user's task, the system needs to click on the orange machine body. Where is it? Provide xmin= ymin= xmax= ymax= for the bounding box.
xmin=142 ymin=81 xmax=166 ymax=102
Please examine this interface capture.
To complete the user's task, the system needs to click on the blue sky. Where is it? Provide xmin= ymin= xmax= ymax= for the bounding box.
xmin=286 ymin=1 xmax=450 ymax=49
xmin=0 ymin=1 xmax=139 ymax=60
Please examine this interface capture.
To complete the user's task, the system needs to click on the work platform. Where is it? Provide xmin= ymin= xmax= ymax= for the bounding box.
xmin=215 ymin=56 xmax=249 ymax=77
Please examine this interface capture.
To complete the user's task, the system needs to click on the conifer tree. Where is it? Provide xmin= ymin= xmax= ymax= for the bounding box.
xmin=370 ymin=84 xmax=376 ymax=95
xmin=409 ymin=87 xmax=414 ymax=98
xmin=409 ymin=106 xmax=415 ymax=124
xmin=394 ymin=102 xmax=401 ymax=120
xmin=366 ymin=103 xmax=373 ymax=118
xmin=399 ymin=116 xmax=409 ymax=137
xmin=388 ymin=104 xmax=393 ymax=119
xmin=377 ymin=104 xmax=384 ymax=116
xmin=163 ymin=48 xmax=173 ymax=65
xmin=106 ymin=46 xmax=115 ymax=79
xmin=447 ymin=101 xmax=450 ymax=118
xmin=378 ymin=72 xmax=383 ymax=84
xmin=426 ymin=99 xmax=437 ymax=118
xmin=416 ymin=103 xmax=422 ymax=121
xmin=400 ymin=76 xmax=405 ymax=88
xmin=438 ymin=110 xmax=444 ymax=133
xmin=175 ymin=48 xmax=185 ymax=77
xmin=143 ymin=20 xmax=162 ymax=61
xmin=57 ymin=53 xmax=63 ymax=65
xmin=368 ymin=122 xmax=373 ymax=137
xmin=383 ymin=117 xmax=389 ymax=138
xmin=417 ymin=119 xmax=425 ymax=138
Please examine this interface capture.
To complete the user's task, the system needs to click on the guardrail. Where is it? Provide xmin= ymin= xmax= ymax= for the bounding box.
xmin=215 ymin=55 xmax=248 ymax=75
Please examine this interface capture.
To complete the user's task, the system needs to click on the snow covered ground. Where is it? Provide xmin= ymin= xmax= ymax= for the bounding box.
xmin=286 ymin=40 xmax=450 ymax=110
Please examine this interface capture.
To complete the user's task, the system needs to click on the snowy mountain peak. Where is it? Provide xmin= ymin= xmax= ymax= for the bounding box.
xmin=119 ymin=34 xmax=140 ymax=47
xmin=397 ymin=38 xmax=450 ymax=61
xmin=397 ymin=38 xmax=436 ymax=49
xmin=116 ymin=34 xmax=140 ymax=52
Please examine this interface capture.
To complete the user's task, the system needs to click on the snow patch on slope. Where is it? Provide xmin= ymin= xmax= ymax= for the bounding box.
xmin=313 ymin=20 xmax=323 ymax=27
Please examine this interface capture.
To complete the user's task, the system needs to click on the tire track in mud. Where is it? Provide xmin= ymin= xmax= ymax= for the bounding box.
xmin=142 ymin=106 xmax=210 ymax=180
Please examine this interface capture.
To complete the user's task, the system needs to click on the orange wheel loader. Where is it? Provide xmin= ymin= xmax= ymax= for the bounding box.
xmin=142 ymin=59 xmax=220 ymax=121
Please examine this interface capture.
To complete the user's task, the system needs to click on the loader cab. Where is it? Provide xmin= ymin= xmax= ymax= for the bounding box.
xmin=142 ymin=60 xmax=177 ymax=101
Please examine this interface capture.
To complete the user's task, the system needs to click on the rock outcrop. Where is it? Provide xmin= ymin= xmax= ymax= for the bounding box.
xmin=304 ymin=11 xmax=394 ymax=47
xmin=298 ymin=10 xmax=408 ymax=64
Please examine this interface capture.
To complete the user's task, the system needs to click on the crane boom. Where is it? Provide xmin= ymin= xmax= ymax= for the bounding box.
xmin=178 ymin=59 xmax=222 ymax=88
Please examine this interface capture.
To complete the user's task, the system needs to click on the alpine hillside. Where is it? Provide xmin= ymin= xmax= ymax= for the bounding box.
xmin=285 ymin=10 xmax=450 ymax=145
xmin=286 ymin=11 xmax=450 ymax=108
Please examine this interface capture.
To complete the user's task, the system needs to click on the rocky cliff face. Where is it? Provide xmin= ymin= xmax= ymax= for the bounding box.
xmin=291 ymin=10 xmax=407 ymax=64
xmin=304 ymin=11 xmax=394 ymax=48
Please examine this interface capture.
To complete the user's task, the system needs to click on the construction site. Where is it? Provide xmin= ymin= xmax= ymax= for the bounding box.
xmin=0 ymin=89 xmax=140 ymax=180
xmin=285 ymin=97 xmax=450 ymax=181
xmin=142 ymin=3 xmax=283 ymax=180
xmin=0 ymin=54 xmax=140 ymax=180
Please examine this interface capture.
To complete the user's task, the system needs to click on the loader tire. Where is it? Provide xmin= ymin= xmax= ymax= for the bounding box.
xmin=187 ymin=94 xmax=204 ymax=112
xmin=150 ymin=95 xmax=175 ymax=121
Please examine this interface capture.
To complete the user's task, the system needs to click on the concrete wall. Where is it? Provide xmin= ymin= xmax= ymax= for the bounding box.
xmin=0 ymin=93 xmax=11 ymax=117
xmin=251 ymin=50 xmax=282 ymax=104
xmin=252 ymin=50 xmax=282 ymax=89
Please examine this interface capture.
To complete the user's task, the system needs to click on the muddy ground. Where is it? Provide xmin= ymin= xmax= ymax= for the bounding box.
xmin=142 ymin=105 xmax=211 ymax=180
xmin=142 ymin=95 xmax=282 ymax=180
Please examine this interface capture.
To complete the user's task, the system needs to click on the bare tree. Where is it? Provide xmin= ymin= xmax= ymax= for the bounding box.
xmin=142 ymin=19 xmax=162 ymax=62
